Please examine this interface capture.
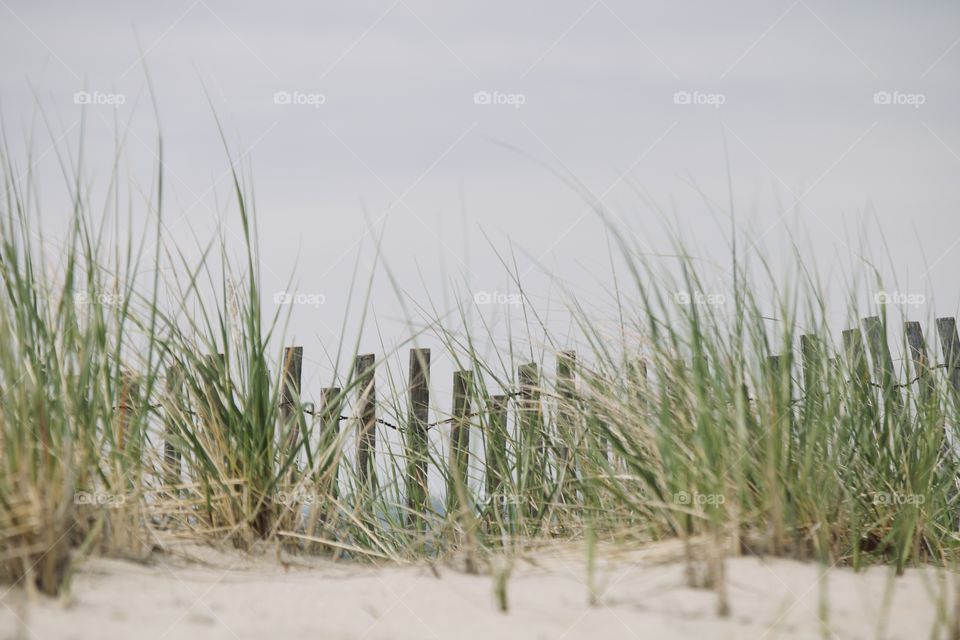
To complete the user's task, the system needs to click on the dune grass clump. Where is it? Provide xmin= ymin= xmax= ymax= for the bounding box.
xmin=568 ymin=254 xmax=960 ymax=574
xmin=0 ymin=203 xmax=152 ymax=593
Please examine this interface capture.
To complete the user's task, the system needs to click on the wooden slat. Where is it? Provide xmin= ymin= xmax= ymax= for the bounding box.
xmin=862 ymin=316 xmax=903 ymax=410
xmin=355 ymin=354 xmax=377 ymax=489
xmin=447 ymin=370 xmax=472 ymax=514
xmin=904 ymin=321 xmax=935 ymax=403
xmin=405 ymin=348 xmax=430 ymax=527
xmin=937 ymin=317 xmax=960 ymax=396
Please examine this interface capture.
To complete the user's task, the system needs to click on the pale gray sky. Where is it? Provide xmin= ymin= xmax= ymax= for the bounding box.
xmin=2 ymin=1 xmax=959 ymax=401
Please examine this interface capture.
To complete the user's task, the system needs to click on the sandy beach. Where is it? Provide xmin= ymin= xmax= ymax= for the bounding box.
xmin=1 ymin=541 xmax=953 ymax=640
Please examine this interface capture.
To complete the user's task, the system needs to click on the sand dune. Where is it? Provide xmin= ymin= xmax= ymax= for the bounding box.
xmin=1 ymin=542 xmax=953 ymax=640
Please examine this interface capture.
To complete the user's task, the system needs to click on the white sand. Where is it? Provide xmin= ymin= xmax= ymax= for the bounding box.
xmin=1 ymin=541 xmax=954 ymax=639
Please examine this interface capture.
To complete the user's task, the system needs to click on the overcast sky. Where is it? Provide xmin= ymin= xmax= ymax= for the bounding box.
xmin=2 ymin=0 xmax=959 ymax=401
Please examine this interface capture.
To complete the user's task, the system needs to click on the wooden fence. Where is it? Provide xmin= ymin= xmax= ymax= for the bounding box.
xmin=161 ymin=314 xmax=960 ymax=515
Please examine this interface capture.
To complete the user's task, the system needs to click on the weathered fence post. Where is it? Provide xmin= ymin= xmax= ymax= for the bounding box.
xmin=842 ymin=329 xmax=869 ymax=386
xmin=406 ymin=348 xmax=431 ymax=528
xmin=904 ymin=321 xmax=935 ymax=404
xmin=799 ymin=334 xmax=824 ymax=446
xmin=763 ymin=353 xmax=789 ymax=554
xmin=518 ymin=362 xmax=542 ymax=518
xmin=111 ymin=370 xmax=142 ymax=554
xmin=280 ymin=347 xmax=303 ymax=449
xmin=163 ymin=362 xmax=184 ymax=487
xmin=319 ymin=387 xmax=342 ymax=501
xmin=842 ymin=327 xmax=882 ymax=434
xmin=447 ymin=370 xmax=473 ymax=515
xmin=304 ymin=386 xmax=342 ymax=552
xmin=800 ymin=335 xmax=823 ymax=395
xmin=862 ymin=316 xmax=903 ymax=410
xmin=765 ymin=353 xmax=793 ymax=415
xmin=485 ymin=394 xmax=510 ymax=520
xmin=936 ymin=317 xmax=960 ymax=530
xmin=765 ymin=354 xmax=785 ymax=396
xmin=556 ymin=351 xmax=578 ymax=505
xmin=937 ymin=318 xmax=960 ymax=398
xmin=355 ymin=354 xmax=377 ymax=490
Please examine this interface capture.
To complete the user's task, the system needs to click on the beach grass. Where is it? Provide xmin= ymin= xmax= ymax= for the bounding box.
xmin=0 ymin=132 xmax=957 ymax=613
